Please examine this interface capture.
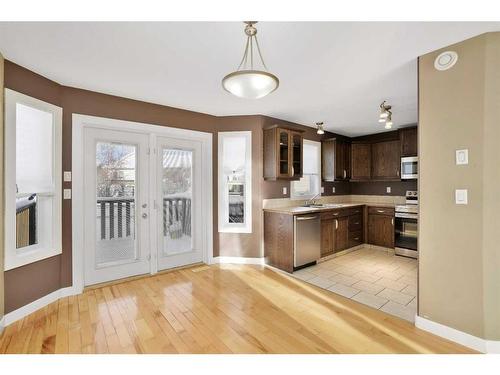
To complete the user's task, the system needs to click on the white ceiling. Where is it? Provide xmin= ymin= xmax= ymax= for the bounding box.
xmin=1 ymin=22 xmax=499 ymax=136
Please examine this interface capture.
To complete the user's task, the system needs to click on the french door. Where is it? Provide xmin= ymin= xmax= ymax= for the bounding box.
xmin=83 ymin=128 xmax=151 ymax=285
xmin=82 ymin=126 xmax=204 ymax=286
xmin=156 ymin=137 xmax=203 ymax=271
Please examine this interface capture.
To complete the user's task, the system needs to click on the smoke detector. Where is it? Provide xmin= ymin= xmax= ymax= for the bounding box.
xmin=434 ymin=51 xmax=458 ymax=71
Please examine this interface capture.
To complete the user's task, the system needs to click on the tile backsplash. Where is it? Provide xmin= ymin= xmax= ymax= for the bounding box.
xmin=262 ymin=194 xmax=406 ymax=209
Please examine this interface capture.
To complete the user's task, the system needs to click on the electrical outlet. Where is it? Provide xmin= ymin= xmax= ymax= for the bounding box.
xmin=332 ymin=187 xmax=336 ymax=194
xmin=386 ymin=186 xmax=391 ymax=194
xmin=282 ymin=186 xmax=287 ymax=195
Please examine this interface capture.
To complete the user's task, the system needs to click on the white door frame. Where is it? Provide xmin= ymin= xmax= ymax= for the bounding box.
xmin=72 ymin=114 xmax=213 ymax=292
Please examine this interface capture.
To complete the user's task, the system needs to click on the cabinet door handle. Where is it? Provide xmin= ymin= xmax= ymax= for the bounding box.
xmin=335 ymin=219 xmax=338 ymax=229
xmin=332 ymin=212 xmax=339 ymax=216
xmin=391 ymin=218 xmax=394 ymax=226
xmin=397 ymin=170 xmax=400 ymax=177
xmin=377 ymin=209 xmax=385 ymax=213
xmin=343 ymin=169 xmax=346 ymax=179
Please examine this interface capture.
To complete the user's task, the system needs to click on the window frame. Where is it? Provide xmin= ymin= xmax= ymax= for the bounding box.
xmin=4 ymin=89 xmax=62 ymax=270
xmin=217 ymin=131 xmax=252 ymax=234
xmin=290 ymin=139 xmax=322 ymax=200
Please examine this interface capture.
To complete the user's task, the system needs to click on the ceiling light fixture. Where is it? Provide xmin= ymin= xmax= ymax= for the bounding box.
xmin=316 ymin=122 xmax=325 ymax=135
xmin=379 ymin=101 xmax=393 ymax=129
xmin=222 ymin=21 xmax=279 ymax=99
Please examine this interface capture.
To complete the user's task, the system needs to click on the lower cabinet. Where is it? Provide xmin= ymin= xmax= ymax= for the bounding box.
xmin=367 ymin=207 xmax=395 ymax=248
xmin=320 ymin=207 xmax=363 ymax=257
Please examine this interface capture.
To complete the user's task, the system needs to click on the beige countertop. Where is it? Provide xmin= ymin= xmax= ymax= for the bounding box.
xmin=263 ymin=202 xmax=396 ymax=215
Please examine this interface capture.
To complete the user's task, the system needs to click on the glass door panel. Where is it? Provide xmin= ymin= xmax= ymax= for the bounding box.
xmin=95 ymin=142 xmax=138 ymax=266
xmin=291 ymin=133 xmax=302 ymax=178
xmin=161 ymin=148 xmax=193 ymax=256
xmin=278 ymin=129 xmax=289 ymax=176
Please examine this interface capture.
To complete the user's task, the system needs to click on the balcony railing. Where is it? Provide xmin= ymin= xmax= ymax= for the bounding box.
xmin=97 ymin=196 xmax=191 ymax=241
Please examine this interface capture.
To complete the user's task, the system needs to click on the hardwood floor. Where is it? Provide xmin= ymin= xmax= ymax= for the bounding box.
xmin=0 ymin=264 xmax=474 ymax=354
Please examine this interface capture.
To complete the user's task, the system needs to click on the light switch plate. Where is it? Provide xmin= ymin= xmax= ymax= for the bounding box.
xmin=332 ymin=187 xmax=336 ymax=194
xmin=282 ymin=187 xmax=287 ymax=195
xmin=63 ymin=171 xmax=72 ymax=182
xmin=321 ymin=186 xmax=325 ymax=194
xmin=455 ymin=189 xmax=468 ymax=204
xmin=386 ymin=186 xmax=391 ymax=194
xmin=456 ymin=149 xmax=468 ymax=165
xmin=63 ymin=189 xmax=72 ymax=200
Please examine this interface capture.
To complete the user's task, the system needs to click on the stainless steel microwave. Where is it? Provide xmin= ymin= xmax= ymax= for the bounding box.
xmin=401 ymin=156 xmax=418 ymax=179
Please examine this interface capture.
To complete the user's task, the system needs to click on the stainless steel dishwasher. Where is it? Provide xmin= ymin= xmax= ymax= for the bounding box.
xmin=293 ymin=214 xmax=321 ymax=268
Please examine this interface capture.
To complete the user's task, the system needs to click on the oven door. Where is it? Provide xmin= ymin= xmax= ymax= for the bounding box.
xmin=395 ymin=212 xmax=418 ymax=258
xmin=401 ymin=157 xmax=418 ymax=179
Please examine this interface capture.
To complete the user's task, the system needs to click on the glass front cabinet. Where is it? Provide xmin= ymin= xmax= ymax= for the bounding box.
xmin=263 ymin=125 xmax=303 ymax=180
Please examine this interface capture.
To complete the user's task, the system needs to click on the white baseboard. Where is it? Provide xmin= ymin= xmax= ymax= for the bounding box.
xmin=3 ymin=286 xmax=80 ymax=327
xmin=415 ymin=315 xmax=500 ymax=353
xmin=0 ymin=316 xmax=5 ymax=334
xmin=211 ymin=256 xmax=265 ymax=265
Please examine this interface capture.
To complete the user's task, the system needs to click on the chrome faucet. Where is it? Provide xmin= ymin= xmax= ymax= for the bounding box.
xmin=305 ymin=193 xmax=321 ymax=206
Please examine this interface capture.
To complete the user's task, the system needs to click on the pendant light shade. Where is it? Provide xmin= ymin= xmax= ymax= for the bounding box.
xmin=222 ymin=22 xmax=279 ymax=99
xmin=222 ymin=70 xmax=279 ymax=99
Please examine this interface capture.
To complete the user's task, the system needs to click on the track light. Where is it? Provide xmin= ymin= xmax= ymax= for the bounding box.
xmin=316 ymin=122 xmax=325 ymax=135
xmin=379 ymin=101 xmax=393 ymax=129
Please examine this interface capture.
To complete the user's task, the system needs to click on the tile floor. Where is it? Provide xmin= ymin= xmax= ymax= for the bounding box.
xmin=292 ymin=246 xmax=418 ymax=322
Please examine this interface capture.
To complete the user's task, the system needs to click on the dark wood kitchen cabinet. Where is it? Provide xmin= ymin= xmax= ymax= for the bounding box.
xmin=371 ymin=140 xmax=400 ymax=180
xmin=350 ymin=142 xmax=371 ymax=181
xmin=368 ymin=206 xmax=395 ymax=248
xmin=322 ymin=138 xmax=351 ymax=181
xmin=320 ymin=207 xmax=363 ymax=256
xmin=335 ymin=216 xmax=349 ymax=251
xmin=263 ymin=126 xmax=303 ymax=180
xmin=400 ymin=126 xmax=418 ymax=157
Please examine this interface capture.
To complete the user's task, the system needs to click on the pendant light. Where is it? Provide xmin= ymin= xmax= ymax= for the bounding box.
xmin=316 ymin=122 xmax=325 ymax=135
xmin=222 ymin=22 xmax=279 ymax=99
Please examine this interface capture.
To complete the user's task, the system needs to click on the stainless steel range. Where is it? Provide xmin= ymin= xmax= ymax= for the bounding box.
xmin=395 ymin=191 xmax=418 ymax=258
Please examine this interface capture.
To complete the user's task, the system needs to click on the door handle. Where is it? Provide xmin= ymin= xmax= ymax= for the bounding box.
xmin=142 ymin=213 xmax=148 ymax=219
xmin=296 ymin=215 xmax=319 ymax=221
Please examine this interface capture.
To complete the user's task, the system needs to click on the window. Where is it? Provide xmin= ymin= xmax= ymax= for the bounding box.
xmin=291 ymin=140 xmax=321 ymax=200
xmin=4 ymin=89 xmax=62 ymax=270
xmin=218 ymin=131 xmax=252 ymax=233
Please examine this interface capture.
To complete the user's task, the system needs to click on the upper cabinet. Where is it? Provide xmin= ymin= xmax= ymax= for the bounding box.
xmin=371 ymin=140 xmax=401 ymax=180
xmin=400 ymin=126 xmax=418 ymax=157
xmin=322 ymin=138 xmax=351 ymax=181
xmin=263 ymin=126 xmax=303 ymax=180
xmin=350 ymin=142 xmax=371 ymax=181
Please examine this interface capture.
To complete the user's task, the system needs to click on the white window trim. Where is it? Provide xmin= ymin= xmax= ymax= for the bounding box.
xmin=4 ymin=89 xmax=62 ymax=270
xmin=218 ymin=131 xmax=252 ymax=233
xmin=290 ymin=139 xmax=322 ymax=200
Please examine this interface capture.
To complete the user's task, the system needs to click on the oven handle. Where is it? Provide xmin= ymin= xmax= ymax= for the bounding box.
xmin=395 ymin=212 xmax=418 ymax=219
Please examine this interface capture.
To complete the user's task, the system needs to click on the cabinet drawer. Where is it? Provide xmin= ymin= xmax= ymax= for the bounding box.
xmin=348 ymin=214 xmax=362 ymax=232
xmin=368 ymin=206 xmax=395 ymax=216
xmin=348 ymin=230 xmax=363 ymax=248
xmin=320 ymin=209 xmax=349 ymax=220
xmin=348 ymin=206 xmax=363 ymax=216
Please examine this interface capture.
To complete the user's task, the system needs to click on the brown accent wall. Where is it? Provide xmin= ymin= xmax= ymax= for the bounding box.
xmin=0 ymin=53 xmax=5 ymax=321
xmin=3 ymin=61 xmax=324 ymax=311
xmin=419 ymin=32 xmax=500 ymax=340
